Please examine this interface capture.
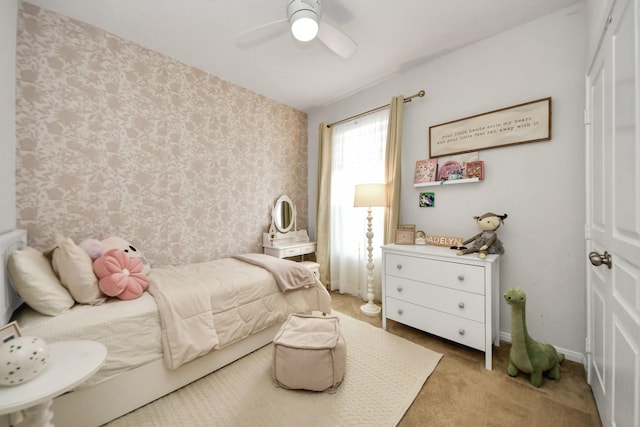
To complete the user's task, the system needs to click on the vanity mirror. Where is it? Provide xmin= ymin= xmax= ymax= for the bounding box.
xmin=263 ymin=195 xmax=316 ymax=261
xmin=273 ymin=195 xmax=296 ymax=233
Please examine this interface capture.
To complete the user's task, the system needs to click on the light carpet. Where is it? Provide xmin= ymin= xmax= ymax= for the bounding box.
xmin=105 ymin=311 xmax=442 ymax=427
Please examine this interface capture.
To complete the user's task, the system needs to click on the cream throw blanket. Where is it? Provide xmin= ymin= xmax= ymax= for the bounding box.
xmin=233 ymin=253 xmax=316 ymax=292
xmin=148 ymin=264 xmax=219 ymax=370
xmin=148 ymin=257 xmax=330 ymax=370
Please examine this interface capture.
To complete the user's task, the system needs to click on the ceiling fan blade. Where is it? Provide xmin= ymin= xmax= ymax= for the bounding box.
xmin=235 ymin=19 xmax=289 ymax=46
xmin=317 ymin=20 xmax=357 ymax=59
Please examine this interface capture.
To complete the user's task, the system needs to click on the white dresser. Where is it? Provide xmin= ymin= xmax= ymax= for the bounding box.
xmin=381 ymin=244 xmax=500 ymax=370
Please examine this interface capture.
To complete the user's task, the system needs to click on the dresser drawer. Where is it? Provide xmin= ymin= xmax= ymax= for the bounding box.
xmin=265 ymin=242 xmax=316 ymax=258
xmin=385 ymin=253 xmax=484 ymax=294
xmin=386 ymin=297 xmax=485 ymax=351
xmin=385 ymin=276 xmax=485 ymax=322
xmin=284 ymin=243 xmax=316 ymax=258
xmin=298 ymin=243 xmax=316 ymax=254
xmin=283 ymin=246 xmax=303 ymax=257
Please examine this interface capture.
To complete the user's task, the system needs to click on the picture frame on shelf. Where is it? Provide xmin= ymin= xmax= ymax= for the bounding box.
xmin=466 ymin=160 xmax=484 ymax=180
xmin=438 ymin=160 xmax=463 ymax=181
xmin=414 ymin=159 xmax=438 ymax=184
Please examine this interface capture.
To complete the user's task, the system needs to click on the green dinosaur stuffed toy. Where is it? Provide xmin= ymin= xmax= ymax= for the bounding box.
xmin=503 ymin=287 xmax=564 ymax=387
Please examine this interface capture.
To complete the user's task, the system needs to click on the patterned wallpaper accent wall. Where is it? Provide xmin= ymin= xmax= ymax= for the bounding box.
xmin=15 ymin=3 xmax=309 ymax=266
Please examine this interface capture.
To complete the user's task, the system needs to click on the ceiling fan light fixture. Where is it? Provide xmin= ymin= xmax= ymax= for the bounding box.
xmin=290 ymin=10 xmax=319 ymax=42
xmin=237 ymin=0 xmax=357 ymax=59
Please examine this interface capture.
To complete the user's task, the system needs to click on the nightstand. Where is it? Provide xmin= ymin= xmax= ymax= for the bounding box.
xmin=0 ymin=340 xmax=106 ymax=426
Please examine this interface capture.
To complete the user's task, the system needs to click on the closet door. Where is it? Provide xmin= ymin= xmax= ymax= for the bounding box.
xmin=586 ymin=0 xmax=640 ymax=425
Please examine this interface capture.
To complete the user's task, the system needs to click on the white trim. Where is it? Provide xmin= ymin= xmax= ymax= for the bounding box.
xmin=499 ymin=331 xmax=587 ymax=368
xmin=51 ymin=324 xmax=280 ymax=427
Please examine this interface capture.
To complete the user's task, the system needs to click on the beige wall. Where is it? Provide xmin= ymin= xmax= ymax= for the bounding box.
xmin=15 ymin=3 xmax=309 ymax=266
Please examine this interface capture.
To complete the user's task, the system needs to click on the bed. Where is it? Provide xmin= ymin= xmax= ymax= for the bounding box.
xmin=0 ymin=229 xmax=331 ymax=427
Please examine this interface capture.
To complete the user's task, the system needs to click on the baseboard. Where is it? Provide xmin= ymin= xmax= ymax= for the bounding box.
xmin=499 ymin=331 xmax=587 ymax=367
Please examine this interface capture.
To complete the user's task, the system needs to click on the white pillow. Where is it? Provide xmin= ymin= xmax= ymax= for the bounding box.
xmin=8 ymin=246 xmax=75 ymax=316
xmin=51 ymin=237 xmax=106 ymax=305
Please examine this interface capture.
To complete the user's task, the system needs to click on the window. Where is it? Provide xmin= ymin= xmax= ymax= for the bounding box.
xmin=329 ymin=109 xmax=388 ymax=298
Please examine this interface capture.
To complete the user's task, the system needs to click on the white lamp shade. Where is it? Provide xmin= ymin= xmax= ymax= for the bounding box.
xmin=290 ymin=10 xmax=319 ymax=42
xmin=354 ymin=183 xmax=386 ymax=208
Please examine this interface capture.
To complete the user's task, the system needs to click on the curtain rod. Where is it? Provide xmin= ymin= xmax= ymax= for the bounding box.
xmin=327 ymin=90 xmax=425 ymax=128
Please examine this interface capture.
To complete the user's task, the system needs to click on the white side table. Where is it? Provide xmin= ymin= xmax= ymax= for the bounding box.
xmin=0 ymin=340 xmax=106 ymax=427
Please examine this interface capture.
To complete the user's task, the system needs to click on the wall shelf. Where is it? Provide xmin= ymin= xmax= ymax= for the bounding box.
xmin=414 ymin=177 xmax=480 ymax=188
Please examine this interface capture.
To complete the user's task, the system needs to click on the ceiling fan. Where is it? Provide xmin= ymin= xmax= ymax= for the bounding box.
xmin=235 ymin=0 xmax=358 ymax=59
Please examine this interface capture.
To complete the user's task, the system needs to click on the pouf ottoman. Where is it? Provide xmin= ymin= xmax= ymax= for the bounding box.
xmin=273 ymin=313 xmax=346 ymax=393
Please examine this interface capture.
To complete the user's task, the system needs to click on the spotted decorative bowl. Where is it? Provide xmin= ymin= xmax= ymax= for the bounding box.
xmin=0 ymin=336 xmax=49 ymax=386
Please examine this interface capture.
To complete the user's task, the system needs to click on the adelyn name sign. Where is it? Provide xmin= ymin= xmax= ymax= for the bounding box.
xmin=429 ymin=97 xmax=551 ymax=158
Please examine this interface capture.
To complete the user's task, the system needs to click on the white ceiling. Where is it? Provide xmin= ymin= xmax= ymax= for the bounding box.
xmin=24 ymin=0 xmax=581 ymax=112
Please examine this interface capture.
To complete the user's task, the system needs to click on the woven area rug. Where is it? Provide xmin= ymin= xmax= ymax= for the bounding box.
xmin=106 ymin=311 xmax=442 ymax=427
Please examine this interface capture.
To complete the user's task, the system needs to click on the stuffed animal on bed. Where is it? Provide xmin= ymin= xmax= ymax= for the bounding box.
xmin=455 ymin=212 xmax=507 ymax=259
xmin=80 ymin=237 xmax=150 ymax=275
xmin=93 ymin=249 xmax=149 ymax=300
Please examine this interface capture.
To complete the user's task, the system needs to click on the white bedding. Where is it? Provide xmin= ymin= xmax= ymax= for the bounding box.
xmin=12 ymin=256 xmax=331 ymax=387
xmin=13 ymin=293 xmax=162 ymax=388
xmin=149 ymin=257 xmax=330 ymax=369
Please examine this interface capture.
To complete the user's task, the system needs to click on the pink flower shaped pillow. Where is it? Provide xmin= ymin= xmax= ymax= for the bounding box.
xmin=93 ymin=249 xmax=149 ymax=300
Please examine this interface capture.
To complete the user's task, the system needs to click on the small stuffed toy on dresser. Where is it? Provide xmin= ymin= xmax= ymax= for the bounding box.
xmin=455 ymin=212 xmax=507 ymax=258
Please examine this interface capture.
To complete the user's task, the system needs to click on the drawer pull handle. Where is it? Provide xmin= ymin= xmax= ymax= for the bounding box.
xmin=457 ymin=274 xmax=465 ymax=281
xmin=458 ymin=329 xmax=465 ymax=336
xmin=458 ymin=302 xmax=465 ymax=309
xmin=397 ymin=286 xmax=403 ymax=292
xmin=396 ymin=264 xmax=403 ymax=270
xmin=397 ymin=308 xmax=404 ymax=315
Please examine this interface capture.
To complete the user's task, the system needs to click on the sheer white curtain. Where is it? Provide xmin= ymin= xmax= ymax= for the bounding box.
xmin=329 ymin=109 xmax=388 ymax=300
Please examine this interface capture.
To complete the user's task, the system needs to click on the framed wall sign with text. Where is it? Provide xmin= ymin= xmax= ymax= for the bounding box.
xmin=429 ymin=97 xmax=551 ymax=157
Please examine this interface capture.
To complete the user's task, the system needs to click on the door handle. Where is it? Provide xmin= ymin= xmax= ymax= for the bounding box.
xmin=589 ymin=251 xmax=612 ymax=269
